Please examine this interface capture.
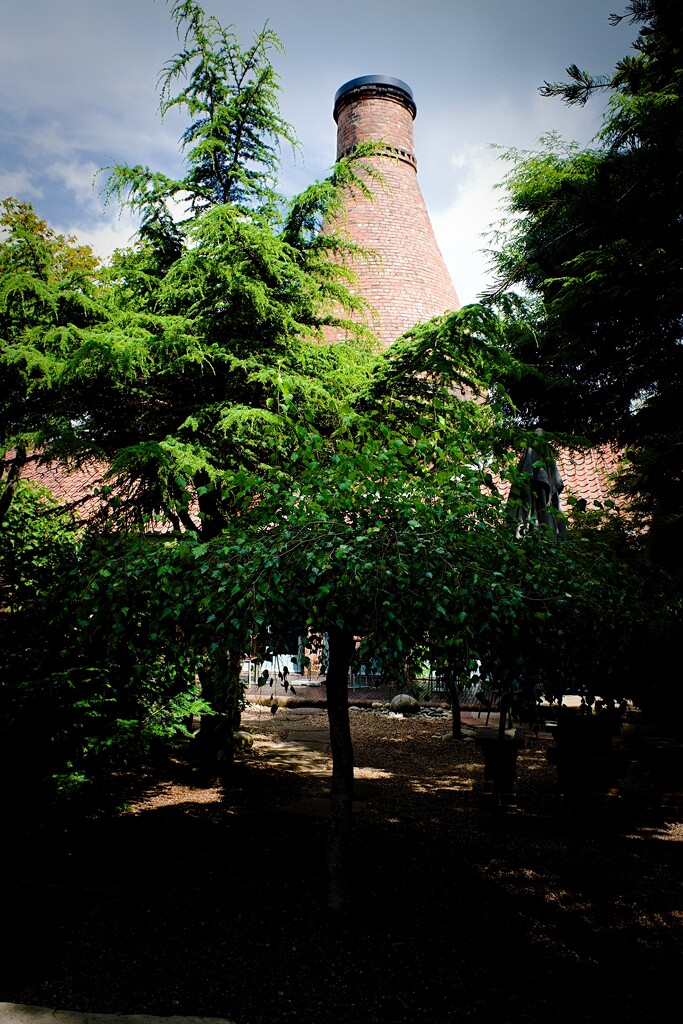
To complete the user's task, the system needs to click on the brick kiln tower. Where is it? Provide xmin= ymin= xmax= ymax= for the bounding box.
xmin=326 ymin=75 xmax=460 ymax=347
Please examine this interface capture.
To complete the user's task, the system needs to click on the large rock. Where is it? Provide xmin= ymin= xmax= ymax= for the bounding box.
xmin=390 ymin=694 xmax=421 ymax=715
xmin=234 ymin=730 xmax=254 ymax=751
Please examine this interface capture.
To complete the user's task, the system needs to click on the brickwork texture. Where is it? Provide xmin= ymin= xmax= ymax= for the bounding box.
xmin=325 ymin=77 xmax=460 ymax=347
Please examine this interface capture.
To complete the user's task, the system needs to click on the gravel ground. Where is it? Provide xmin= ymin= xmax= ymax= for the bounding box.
xmin=4 ymin=706 xmax=682 ymax=1024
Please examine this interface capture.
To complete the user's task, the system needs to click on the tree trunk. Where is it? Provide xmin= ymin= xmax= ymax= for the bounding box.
xmin=443 ymin=663 xmax=462 ymax=740
xmin=196 ymin=651 xmax=243 ymax=784
xmin=497 ymin=692 xmax=511 ymax=741
xmin=0 ymin=446 xmax=26 ymax=525
xmin=325 ymin=625 xmax=355 ymax=912
xmin=194 ymin=470 xmax=226 ymax=542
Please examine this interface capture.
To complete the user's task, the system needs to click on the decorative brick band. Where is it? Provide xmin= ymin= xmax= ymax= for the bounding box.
xmin=339 ymin=142 xmax=417 ymax=170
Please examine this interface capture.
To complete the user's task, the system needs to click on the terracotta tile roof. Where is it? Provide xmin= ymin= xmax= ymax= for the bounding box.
xmin=495 ymin=443 xmax=623 ymax=514
xmin=20 ymin=455 xmax=200 ymax=533
xmin=18 ymin=445 xmax=622 ymax=532
xmin=21 ymin=455 xmax=108 ymax=521
xmin=556 ymin=445 xmax=621 ymax=508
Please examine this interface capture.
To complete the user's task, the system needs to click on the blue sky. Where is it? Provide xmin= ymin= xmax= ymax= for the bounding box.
xmin=0 ymin=0 xmax=635 ymax=302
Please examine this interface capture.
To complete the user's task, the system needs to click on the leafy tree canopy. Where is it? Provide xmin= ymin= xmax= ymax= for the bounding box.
xmin=490 ymin=0 xmax=683 ymax=560
xmin=0 ymin=0 xmax=386 ymax=804
xmin=0 ymin=479 xmax=79 ymax=612
xmin=88 ymin=0 xmax=381 ymax=538
xmin=174 ymin=305 xmax=675 ymax=709
xmin=0 ymin=198 xmax=106 ymax=523
xmin=1 ymin=1 xmax=381 ymax=538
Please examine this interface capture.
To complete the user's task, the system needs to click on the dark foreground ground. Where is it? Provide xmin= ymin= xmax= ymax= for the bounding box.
xmin=3 ymin=709 xmax=682 ymax=1024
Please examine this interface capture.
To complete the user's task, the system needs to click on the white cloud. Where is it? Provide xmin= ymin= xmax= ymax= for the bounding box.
xmin=430 ymin=144 xmax=510 ymax=305
xmin=60 ymin=209 xmax=140 ymax=263
xmin=0 ymin=169 xmax=43 ymax=200
xmin=47 ymin=160 xmax=102 ymax=210
xmin=421 ymin=86 xmax=610 ymax=306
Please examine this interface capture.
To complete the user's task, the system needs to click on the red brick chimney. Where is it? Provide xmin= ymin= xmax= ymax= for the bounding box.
xmin=326 ymin=75 xmax=460 ymax=347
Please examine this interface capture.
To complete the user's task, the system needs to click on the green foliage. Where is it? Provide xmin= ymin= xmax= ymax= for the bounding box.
xmin=0 ymin=529 xmax=214 ymax=814
xmin=5 ymin=0 xmax=681 ymax=821
xmin=0 ymin=0 xmax=386 ymax=806
xmin=364 ymin=303 xmax=530 ymax=445
xmin=0 ymin=480 xmax=78 ymax=611
xmin=0 ymin=198 xmax=105 ymax=523
xmin=89 ymin=1 xmax=380 ymax=538
xmin=0 ymin=3 xmax=383 ymax=544
xmin=104 ymin=0 xmax=294 ymax=235
xmin=180 ymin=356 xmax=681 ymax=710
xmin=490 ymin=0 xmax=683 ymax=561
xmin=160 ymin=1 xmax=295 ymax=213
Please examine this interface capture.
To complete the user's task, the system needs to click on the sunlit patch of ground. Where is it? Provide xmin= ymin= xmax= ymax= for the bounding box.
xmin=353 ymin=766 xmax=394 ymax=781
xmin=623 ymin=822 xmax=683 ymax=842
xmin=248 ymin=735 xmax=332 ymax=777
xmin=406 ymin=771 xmax=478 ymax=794
xmin=128 ymin=780 xmax=224 ymax=812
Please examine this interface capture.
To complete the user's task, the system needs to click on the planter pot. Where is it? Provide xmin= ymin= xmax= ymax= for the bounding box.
xmin=547 ymin=712 xmax=628 ymax=807
xmin=643 ymin=740 xmax=683 ymax=818
xmin=476 ymin=727 xmax=525 ymax=812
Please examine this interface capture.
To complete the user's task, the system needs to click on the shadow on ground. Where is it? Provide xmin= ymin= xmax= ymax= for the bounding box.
xmin=3 ymin=717 xmax=682 ymax=1024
